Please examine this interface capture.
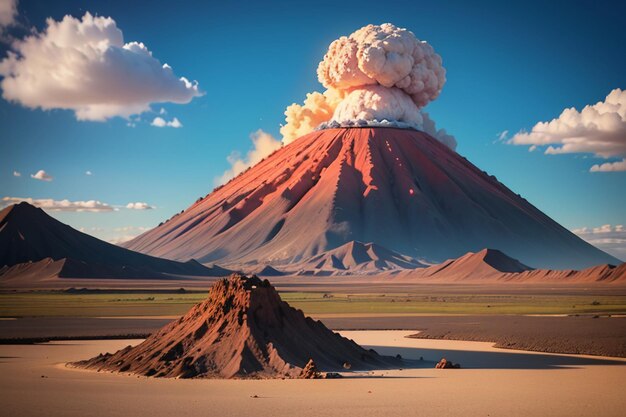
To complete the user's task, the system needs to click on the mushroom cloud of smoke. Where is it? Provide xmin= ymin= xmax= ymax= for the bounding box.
xmin=281 ymin=23 xmax=455 ymax=150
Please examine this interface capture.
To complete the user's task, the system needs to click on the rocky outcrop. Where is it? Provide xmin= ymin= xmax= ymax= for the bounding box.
xmin=435 ymin=358 xmax=461 ymax=369
xmin=73 ymin=274 xmax=399 ymax=379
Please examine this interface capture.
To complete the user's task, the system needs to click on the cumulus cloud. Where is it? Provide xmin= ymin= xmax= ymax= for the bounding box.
xmin=12 ymin=170 xmax=20 ymax=177
xmin=151 ymin=116 xmax=182 ymax=128
xmin=30 ymin=169 xmax=52 ymax=181
xmin=510 ymin=88 xmax=626 ymax=172
xmin=590 ymin=159 xmax=626 ymax=172
xmin=0 ymin=0 xmax=17 ymax=30
xmin=1 ymin=196 xmax=114 ymax=212
xmin=218 ymin=129 xmax=282 ymax=184
xmin=572 ymin=224 xmax=626 ymax=262
xmin=85 ymin=170 xmax=93 ymax=176
xmin=126 ymin=202 xmax=154 ymax=210
xmin=281 ymin=23 xmax=454 ymax=148
xmin=0 ymin=12 xmax=202 ymax=121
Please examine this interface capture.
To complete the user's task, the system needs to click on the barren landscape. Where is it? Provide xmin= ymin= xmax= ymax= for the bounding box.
xmin=1 ymin=331 xmax=624 ymax=417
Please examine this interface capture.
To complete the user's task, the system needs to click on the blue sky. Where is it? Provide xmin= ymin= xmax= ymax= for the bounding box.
xmin=1 ymin=0 xmax=625 ymax=258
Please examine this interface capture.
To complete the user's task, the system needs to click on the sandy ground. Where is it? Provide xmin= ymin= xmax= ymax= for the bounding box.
xmin=0 ymin=331 xmax=624 ymax=417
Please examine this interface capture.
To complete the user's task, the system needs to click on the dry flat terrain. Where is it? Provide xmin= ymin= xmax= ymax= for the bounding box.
xmin=0 ymin=331 xmax=624 ymax=417
xmin=2 ymin=282 xmax=626 ymax=357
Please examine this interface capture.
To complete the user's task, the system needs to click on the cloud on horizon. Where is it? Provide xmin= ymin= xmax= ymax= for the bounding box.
xmin=509 ymin=88 xmax=626 ymax=172
xmin=126 ymin=202 xmax=154 ymax=210
xmin=0 ymin=12 xmax=202 ymax=121
xmin=217 ymin=129 xmax=282 ymax=185
xmin=572 ymin=224 xmax=626 ymax=262
xmin=2 ymin=196 xmax=114 ymax=212
xmin=30 ymin=169 xmax=52 ymax=181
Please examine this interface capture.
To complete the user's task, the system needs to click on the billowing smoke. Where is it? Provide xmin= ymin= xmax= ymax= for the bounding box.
xmin=317 ymin=23 xmax=445 ymax=109
xmin=281 ymin=88 xmax=344 ymax=145
xmin=281 ymin=23 xmax=455 ymax=149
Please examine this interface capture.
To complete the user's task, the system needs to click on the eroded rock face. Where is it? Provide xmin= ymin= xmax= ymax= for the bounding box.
xmin=299 ymin=359 xmax=321 ymax=379
xmin=73 ymin=274 xmax=397 ymax=379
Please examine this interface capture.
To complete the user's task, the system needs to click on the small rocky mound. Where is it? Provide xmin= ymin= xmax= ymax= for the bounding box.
xmin=73 ymin=273 xmax=398 ymax=378
xmin=299 ymin=359 xmax=321 ymax=379
xmin=435 ymin=358 xmax=461 ymax=369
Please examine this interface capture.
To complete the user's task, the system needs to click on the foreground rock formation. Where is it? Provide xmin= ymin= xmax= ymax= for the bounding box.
xmin=73 ymin=274 xmax=398 ymax=378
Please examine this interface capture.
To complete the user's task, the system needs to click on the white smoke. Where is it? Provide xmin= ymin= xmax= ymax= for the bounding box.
xmin=331 ymin=85 xmax=423 ymax=127
xmin=317 ymin=23 xmax=445 ymax=108
xmin=281 ymin=23 xmax=455 ymax=150
xmin=281 ymin=88 xmax=344 ymax=145
xmin=218 ymin=130 xmax=282 ymax=184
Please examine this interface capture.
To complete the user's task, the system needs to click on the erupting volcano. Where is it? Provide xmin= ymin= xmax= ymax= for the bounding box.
xmin=125 ymin=127 xmax=618 ymax=271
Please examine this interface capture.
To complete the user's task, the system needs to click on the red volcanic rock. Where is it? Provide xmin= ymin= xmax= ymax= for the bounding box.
xmin=124 ymin=127 xmax=618 ymax=271
xmin=435 ymin=358 xmax=461 ymax=369
xmin=299 ymin=359 xmax=321 ymax=379
xmin=73 ymin=274 xmax=397 ymax=379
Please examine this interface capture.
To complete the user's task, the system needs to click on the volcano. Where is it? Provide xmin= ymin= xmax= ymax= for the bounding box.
xmin=125 ymin=127 xmax=618 ymax=270
xmin=74 ymin=274 xmax=397 ymax=378
xmin=0 ymin=202 xmax=229 ymax=281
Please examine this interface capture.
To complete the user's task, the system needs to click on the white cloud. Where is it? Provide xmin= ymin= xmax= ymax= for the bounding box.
xmin=509 ymin=89 xmax=626 ymax=172
xmin=590 ymin=158 xmax=626 ymax=172
xmin=218 ymin=129 xmax=282 ymax=185
xmin=126 ymin=202 xmax=154 ymax=210
xmin=1 ymin=196 xmax=114 ymax=212
xmin=151 ymin=116 xmax=182 ymax=128
xmin=572 ymin=224 xmax=626 ymax=262
xmin=12 ymin=170 xmax=20 ymax=177
xmin=497 ymin=130 xmax=509 ymax=141
xmin=0 ymin=0 xmax=17 ymax=30
xmin=113 ymin=226 xmax=150 ymax=232
xmin=30 ymin=169 xmax=52 ymax=181
xmin=85 ymin=170 xmax=93 ymax=176
xmin=0 ymin=12 xmax=202 ymax=121
xmin=108 ymin=226 xmax=150 ymax=244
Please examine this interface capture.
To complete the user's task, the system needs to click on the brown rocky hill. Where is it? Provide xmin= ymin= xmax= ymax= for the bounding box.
xmin=73 ymin=274 xmax=399 ymax=378
xmin=389 ymin=248 xmax=625 ymax=283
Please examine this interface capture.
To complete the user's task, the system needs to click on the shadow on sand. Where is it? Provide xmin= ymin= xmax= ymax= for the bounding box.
xmin=365 ymin=344 xmax=626 ymax=370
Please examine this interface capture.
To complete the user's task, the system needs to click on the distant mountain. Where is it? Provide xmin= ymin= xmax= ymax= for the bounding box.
xmin=124 ymin=127 xmax=619 ymax=270
xmin=388 ymin=248 xmax=625 ymax=283
xmin=291 ymin=240 xmax=425 ymax=275
xmin=0 ymin=202 xmax=230 ymax=281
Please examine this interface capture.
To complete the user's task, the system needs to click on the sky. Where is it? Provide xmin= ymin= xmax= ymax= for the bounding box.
xmin=1 ymin=0 xmax=625 ymax=259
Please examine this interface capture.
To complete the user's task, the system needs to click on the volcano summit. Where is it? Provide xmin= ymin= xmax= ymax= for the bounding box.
xmin=125 ymin=127 xmax=617 ymax=270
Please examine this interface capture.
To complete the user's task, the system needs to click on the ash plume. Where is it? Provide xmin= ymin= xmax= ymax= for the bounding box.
xmin=282 ymin=23 xmax=454 ymax=149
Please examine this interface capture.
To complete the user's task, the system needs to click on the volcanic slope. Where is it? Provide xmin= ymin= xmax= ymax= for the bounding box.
xmin=74 ymin=274 xmax=397 ymax=378
xmin=125 ymin=127 xmax=619 ymax=270
xmin=0 ymin=202 xmax=229 ymax=280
